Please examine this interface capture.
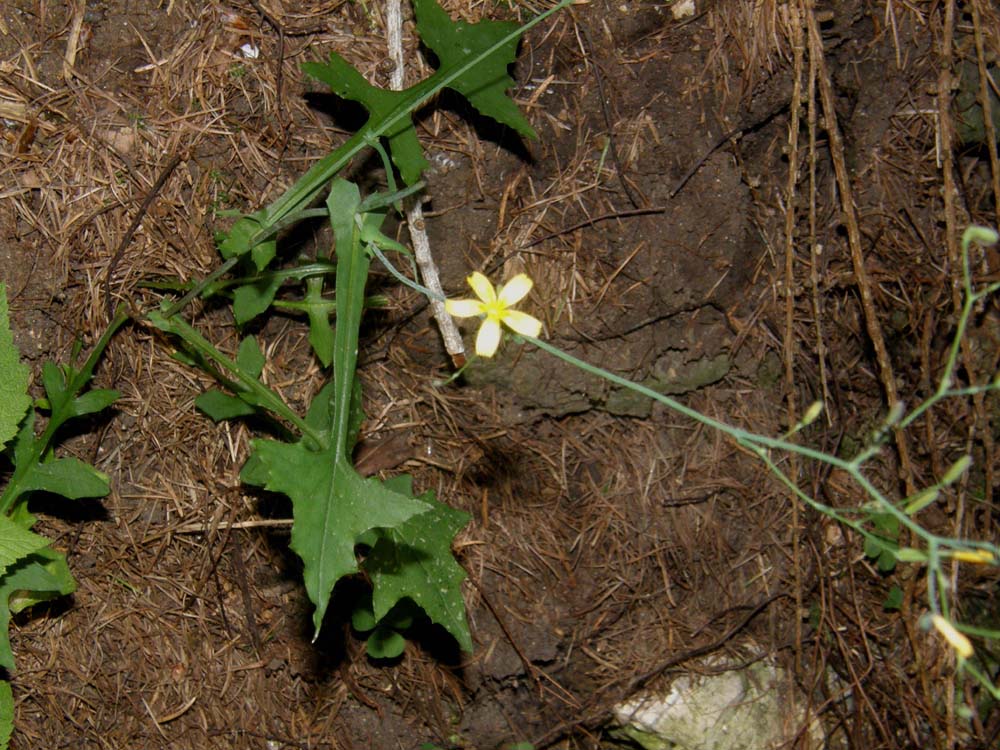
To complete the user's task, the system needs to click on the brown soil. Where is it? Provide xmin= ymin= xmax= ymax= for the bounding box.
xmin=1 ymin=1 xmax=999 ymax=749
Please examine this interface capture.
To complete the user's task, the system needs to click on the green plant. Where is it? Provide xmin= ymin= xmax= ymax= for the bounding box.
xmin=428 ymin=226 xmax=1000 ymax=697
xmin=143 ymin=0 xmax=998 ymax=720
xmin=351 ymin=592 xmax=417 ymax=660
xmin=0 ymin=286 xmax=126 ymax=747
xmin=150 ymin=0 xmax=572 ymax=654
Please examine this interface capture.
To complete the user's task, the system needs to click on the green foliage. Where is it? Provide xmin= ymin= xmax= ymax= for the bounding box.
xmin=302 ymin=0 xmax=534 ymax=187
xmin=146 ymin=0 xmax=572 ymax=654
xmin=210 ymin=0 xmax=567 ymax=266
xmin=863 ymin=513 xmax=899 ymax=573
xmin=0 ymin=549 xmax=76 ymax=669
xmin=233 ymin=271 xmax=281 ymax=324
xmin=365 ymin=475 xmax=472 ymax=653
xmin=351 ymin=593 xmax=415 ymax=659
xmin=196 ymin=389 xmax=257 ymax=421
xmin=152 ymin=179 xmax=474 ymax=647
xmin=248 ymin=182 xmax=434 ymax=638
xmin=0 ymin=517 xmax=48 ymax=580
xmin=0 ymin=285 xmax=125 ymax=748
xmin=411 ymin=0 xmax=535 ymax=140
xmin=242 ymin=394 xmax=430 ymax=636
xmin=304 ymin=277 xmax=335 ymax=367
xmin=0 ymin=296 xmax=123 ymax=527
xmin=209 ymin=0 xmax=559 ymax=348
xmin=883 ymin=584 xmax=904 ymax=612
xmin=0 ymin=293 xmax=30 ymax=451
xmin=0 ymin=682 xmax=9 ymax=750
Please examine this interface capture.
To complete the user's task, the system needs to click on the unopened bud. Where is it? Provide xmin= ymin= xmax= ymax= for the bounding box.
xmin=941 ymin=455 xmax=972 ymax=486
xmin=951 ymin=549 xmax=996 ymax=565
xmin=885 ymin=401 xmax=906 ymax=427
xmin=801 ymin=400 xmax=823 ymax=426
xmin=903 ymin=487 xmax=940 ymax=515
xmin=962 ymin=225 xmax=999 ymax=248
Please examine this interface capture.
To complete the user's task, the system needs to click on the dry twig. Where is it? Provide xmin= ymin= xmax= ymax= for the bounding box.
xmin=386 ymin=0 xmax=465 ymax=367
xmin=103 ymin=153 xmax=183 ymax=319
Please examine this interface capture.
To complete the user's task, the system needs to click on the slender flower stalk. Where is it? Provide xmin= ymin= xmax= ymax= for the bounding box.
xmin=428 ymin=245 xmax=1000 ymax=698
xmin=435 ymin=241 xmax=1000 ymax=697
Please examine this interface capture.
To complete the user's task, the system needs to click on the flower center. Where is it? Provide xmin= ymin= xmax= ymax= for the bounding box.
xmin=482 ymin=299 xmax=507 ymax=320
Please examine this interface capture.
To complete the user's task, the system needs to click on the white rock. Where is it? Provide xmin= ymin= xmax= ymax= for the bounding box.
xmin=670 ymin=0 xmax=697 ymax=20
xmin=614 ymin=659 xmax=825 ymax=750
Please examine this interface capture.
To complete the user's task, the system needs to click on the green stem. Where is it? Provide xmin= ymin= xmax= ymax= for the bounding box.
xmin=0 ymin=309 xmax=130 ymax=516
xmin=329 ymin=204 xmax=370 ymax=464
xmin=527 ymin=336 xmax=834 ymax=460
xmin=162 ymin=257 xmax=240 ymax=318
xmin=241 ymin=0 xmax=573 ymax=250
xmin=369 ymin=243 xmax=444 ymax=301
xmin=147 ymin=310 xmax=322 ymax=446
xmin=524 ymin=334 xmax=968 ymax=546
xmin=148 ymin=261 xmax=340 ymax=299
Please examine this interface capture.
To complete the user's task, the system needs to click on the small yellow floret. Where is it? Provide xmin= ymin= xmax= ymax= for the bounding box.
xmin=931 ymin=614 xmax=973 ymax=659
xmin=445 ymin=272 xmax=543 ymax=357
xmin=951 ymin=549 xmax=996 ymax=565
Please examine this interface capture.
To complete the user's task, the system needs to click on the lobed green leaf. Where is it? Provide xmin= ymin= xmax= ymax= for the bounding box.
xmin=303 ymin=0 xmax=535 ymax=189
xmin=366 ymin=476 xmax=472 ymax=652
xmin=303 ymin=55 xmax=428 ymax=187
xmin=243 ymin=438 xmax=429 ymax=637
xmin=413 ymin=0 xmax=536 ymax=140
xmin=0 ymin=549 xmax=75 ymax=670
xmin=0 ymin=286 xmax=31 ymax=452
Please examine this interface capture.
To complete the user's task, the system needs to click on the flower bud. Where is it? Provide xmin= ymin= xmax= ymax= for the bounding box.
xmin=931 ymin=614 xmax=973 ymax=659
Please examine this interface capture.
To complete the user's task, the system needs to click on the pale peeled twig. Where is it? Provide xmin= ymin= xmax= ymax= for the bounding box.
xmin=63 ymin=0 xmax=86 ymax=81
xmin=386 ymin=0 xmax=466 ymax=366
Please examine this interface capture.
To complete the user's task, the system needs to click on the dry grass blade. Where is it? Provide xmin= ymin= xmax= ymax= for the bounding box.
xmin=805 ymin=3 xmax=915 ymax=495
xmin=784 ymin=0 xmax=805 ymax=685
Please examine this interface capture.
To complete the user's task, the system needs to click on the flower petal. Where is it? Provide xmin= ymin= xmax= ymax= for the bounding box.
xmin=501 ymin=310 xmax=542 ymax=338
xmin=498 ymin=274 xmax=533 ymax=306
xmin=445 ymin=299 xmax=484 ymax=318
xmin=468 ymin=272 xmax=496 ymax=304
xmin=475 ymin=318 xmax=502 ymax=357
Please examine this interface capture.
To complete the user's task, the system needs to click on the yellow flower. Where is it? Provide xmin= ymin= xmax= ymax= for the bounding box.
xmin=445 ymin=272 xmax=542 ymax=357
xmin=951 ymin=549 xmax=996 ymax=565
xmin=931 ymin=614 xmax=973 ymax=659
